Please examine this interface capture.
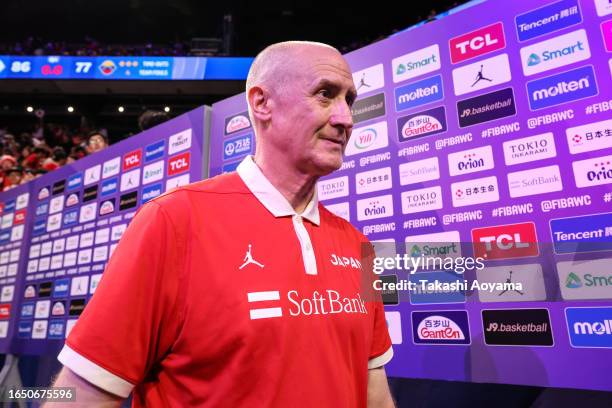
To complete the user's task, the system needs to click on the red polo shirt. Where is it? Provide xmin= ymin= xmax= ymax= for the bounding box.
xmin=58 ymin=156 xmax=393 ymax=407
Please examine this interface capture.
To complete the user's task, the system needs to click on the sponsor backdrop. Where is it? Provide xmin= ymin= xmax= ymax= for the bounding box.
xmin=0 ymin=184 xmax=33 ymax=352
xmin=208 ymin=0 xmax=612 ymax=391
xmin=8 ymin=107 xmax=205 ymax=355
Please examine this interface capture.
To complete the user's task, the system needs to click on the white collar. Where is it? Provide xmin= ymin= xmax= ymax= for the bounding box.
xmin=236 ymin=156 xmax=320 ymax=225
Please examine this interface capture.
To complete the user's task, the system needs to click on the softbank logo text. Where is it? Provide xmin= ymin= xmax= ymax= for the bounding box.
xmin=247 ymin=290 xmax=367 ymax=320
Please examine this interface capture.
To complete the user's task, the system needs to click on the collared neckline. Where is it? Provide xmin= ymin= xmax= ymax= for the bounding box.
xmin=237 ymin=156 xmax=320 ymax=225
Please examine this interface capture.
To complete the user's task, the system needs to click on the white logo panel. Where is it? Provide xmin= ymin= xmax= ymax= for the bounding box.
xmin=519 ymin=29 xmax=590 ymax=76
xmin=448 ymin=145 xmax=494 ymax=176
xmin=352 ymin=63 xmax=385 ymax=96
xmin=398 ymin=156 xmax=440 ymax=186
xmin=355 ymin=167 xmax=392 ymax=195
xmin=356 ymin=194 xmax=394 ymax=221
xmin=392 ymin=44 xmax=441 ymax=83
xmin=503 ymin=132 xmax=556 ymax=165
xmin=452 ymin=53 xmax=512 ymax=96
xmin=507 ymin=165 xmax=563 ymax=198
xmin=451 ymin=176 xmax=499 ymax=207
xmin=345 ymin=121 xmax=389 ymax=156
xmin=401 ymin=186 xmax=443 ymax=214
xmin=317 ymin=176 xmax=349 ymax=200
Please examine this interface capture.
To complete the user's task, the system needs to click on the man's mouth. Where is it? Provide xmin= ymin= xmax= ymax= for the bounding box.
xmin=320 ymin=136 xmax=345 ymax=147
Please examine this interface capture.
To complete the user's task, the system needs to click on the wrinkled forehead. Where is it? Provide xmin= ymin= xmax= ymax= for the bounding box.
xmin=291 ymin=47 xmax=355 ymax=88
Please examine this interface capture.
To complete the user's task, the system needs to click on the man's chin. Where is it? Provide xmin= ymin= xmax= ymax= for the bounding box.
xmin=315 ymin=157 xmax=343 ymax=176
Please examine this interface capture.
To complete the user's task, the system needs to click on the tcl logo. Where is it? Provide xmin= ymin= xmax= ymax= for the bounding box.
xmin=123 ymin=149 xmax=142 ymax=171
xmin=471 ymin=222 xmax=538 ymax=259
xmin=0 ymin=304 xmax=10 ymax=319
xmin=449 ymin=22 xmax=506 ymax=63
xmin=13 ymin=209 xmax=26 ymax=225
xmin=168 ymin=152 xmax=191 ymax=176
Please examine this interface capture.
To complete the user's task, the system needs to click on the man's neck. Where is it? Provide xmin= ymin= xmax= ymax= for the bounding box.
xmin=253 ymin=154 xmax=318 ymax=214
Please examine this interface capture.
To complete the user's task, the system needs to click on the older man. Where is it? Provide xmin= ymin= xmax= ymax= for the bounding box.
xmin=49 ymin=41 xmax=394 ymax=407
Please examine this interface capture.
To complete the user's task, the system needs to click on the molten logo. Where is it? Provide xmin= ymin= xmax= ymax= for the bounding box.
xmin=472 ymin=222 xmax=539 ymax=260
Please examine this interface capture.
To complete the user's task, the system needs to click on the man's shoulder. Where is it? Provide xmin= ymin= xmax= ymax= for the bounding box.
xmin=150 ymin=172 xmax=249 ymax=208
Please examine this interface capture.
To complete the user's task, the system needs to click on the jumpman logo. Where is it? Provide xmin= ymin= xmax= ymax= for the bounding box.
xmin=471 ymin=65 xmax=493 ymax=87
xmin=239 ymin=244 xmax=264 ymax=269
xmin=356 ymin=73 xmax=371 ymax=91
xmin=498 ymin=271 xmax=524 ymax=296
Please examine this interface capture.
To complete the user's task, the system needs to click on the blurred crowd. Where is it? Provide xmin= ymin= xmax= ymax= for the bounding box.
xmin=0 ymin=37 xmax=194 ymax=57
xmin=0 ymin=109 xmax=170 ymax=192
xmin=0 ymin=122 xmax=108 ymax=191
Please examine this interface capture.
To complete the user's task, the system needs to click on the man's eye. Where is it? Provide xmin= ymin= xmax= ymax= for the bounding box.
xmin=318 ymin=89 xmax=331 ymax=98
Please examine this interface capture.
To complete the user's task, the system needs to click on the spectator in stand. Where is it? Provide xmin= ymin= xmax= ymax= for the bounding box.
xmin=86 ymin=131 xmax=108 ymax=154
xmin=0 ymin=155 xmax=17 ymax=190
xmin=42 ymin=147 xmax=68 ymax=172
xmin=138 ymin=110 xmax=170 ymax=131
xmin=3 ymin=167 xmax=23 ymax=191
xmin=69 ymin=145 xmax=88 ymax=163
xmin=22 ymin=145 xmax=50 ymax=170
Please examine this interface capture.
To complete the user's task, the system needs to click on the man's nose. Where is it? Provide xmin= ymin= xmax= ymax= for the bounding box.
xmin=329 ymin=101 xmax=354 ymax=132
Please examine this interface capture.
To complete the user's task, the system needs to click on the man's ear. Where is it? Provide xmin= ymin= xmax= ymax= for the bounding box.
xmin=247 ymin=85 xmax=272 ymax=123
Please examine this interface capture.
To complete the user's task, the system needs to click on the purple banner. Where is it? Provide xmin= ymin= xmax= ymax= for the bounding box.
xmin=208 ymin=0 xmax=612 ymax=391
xmin=10 ymin=107 xmax=205 ymax=355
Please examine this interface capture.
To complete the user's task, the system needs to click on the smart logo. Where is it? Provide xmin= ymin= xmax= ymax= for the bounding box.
xmin=145 ymin=140 xmax=165 ymax=162
xmin=520 ymin=29 xmax=590 ymax=76
xmin=397 ymin=106 xmax=447 ymax=142
xmin=566 ymin=307 xmax=612 ymax=348
xmin=394 ymin=75 xmax=443 ymax=112
xmin=515 ymin=0 xmax=582 ymax=42
xmin=411 ymin=310 xmax=470 ymax=345
xmin=550 ymin=212 xmax=612 ymax=254
xmin=449 ymin=22 xmax=505 ymax=63
xmin=392 ymin=44 xmax=441 ymax=83
xmin=557 ymin=259 xmax=612 ymax=300
xmin=142 ymin=183 xmax=163 ymax=204
xmin=526 ymin=65 xmax=597 ymax=110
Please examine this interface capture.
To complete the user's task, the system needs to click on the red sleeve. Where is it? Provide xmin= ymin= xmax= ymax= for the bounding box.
xmin=58 ymin=200 xmax=186 ymax=397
